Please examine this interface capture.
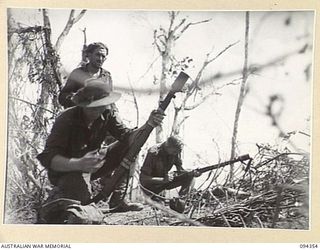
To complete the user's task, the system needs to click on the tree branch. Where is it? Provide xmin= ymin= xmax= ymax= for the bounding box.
xmin=9 ymin=96 xmax=55 ymax=114
xmin=184 ymin=89 xmax=219 ymax=110
xmin=170 ymin=41 xmax=238 ymax=134
xmin=177 ymin=115 xmax=190 ymax=128
xmin=175 ymin=18 xmax=212 ymax=40
xmin=185 ymin=40 xmax=239 ymax=101
xmin=127 ymin=74 xmax=140 ymax=127
xmin=54 ymin=10 xmax=86 ymax=51
xmin=168 ymin=11 xmax=177 ymax=33
xmin=153 ymin=30 xmax=163 ymax=53
xmin=207 ymin=40 xmax=240 ymax=64
xmin=143 ymin=196 xmax=204 ymax=226
xmin=74 ymin=9 xmax=86 ymax=23
xmin=136 ymin=55 xmax=161 ymax=84
xmin=172 ymin=17 xmax=186 ymax=34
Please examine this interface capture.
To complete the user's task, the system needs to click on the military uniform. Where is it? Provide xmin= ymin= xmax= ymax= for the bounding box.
xmin=37 ymin=106 xmax=132 ymax=205
xmin=140 ymin=144 xmax=195 ymax=197
xmin=58 ymin=64 xmax=113 ymax=108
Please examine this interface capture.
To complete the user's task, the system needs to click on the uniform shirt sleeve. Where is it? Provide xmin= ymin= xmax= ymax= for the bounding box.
xmin=140 ymin=148 xmax=156 ymax=177
xmin=174 ymin=153 xmax=184 ymax=172
xmin=107 ymin=108 xmax=132 ymax=141
xmin=101 ymin=69 xmax=119 ymax=112
xmin=36 ymin=112 xmax=72 ymax=168
xmin=58 ymin=68 xmax=84 ymax=108
xmin=101 ymin=69 xmax=113 ymax=90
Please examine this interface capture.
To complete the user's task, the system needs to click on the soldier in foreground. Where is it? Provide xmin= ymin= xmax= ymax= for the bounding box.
xmin=37 ymin=79 xmax=164 ymax=223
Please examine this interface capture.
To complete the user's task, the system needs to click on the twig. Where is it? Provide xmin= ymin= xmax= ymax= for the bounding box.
xmin=182 ymin=40 xmax=239 ymax=106
xmin=207 ymin=40 xmax=240 ymax=65
xmin=254 ymin=215 xmax=264 ymax=228
xmin=127 ymin=74 xmax=140 ymax=127
xmin=8 ymin=175 xmax=27 ymax=195
xmin=220 ymin=214 xmax=231 ymax=227
xmin=144 ymin=196 xmax=204 ymax=226
xmin=9 ymin=96 xmax=55 ymax=114
xmin=255 ymin=152 xmax=305 ymax=169
xmin=176 ymin=18 xmax=212 ymax=40
xmin=184 ymin=88 xmax=220 ymax=110
xmin=298 ymin=131 xmax=310 ymax=137
xmin=153 ymin=30 xmax=164 ymax=53
xmin=136 ymin=55 xmax=161 ymax=84
xmin=152 ymin=208 xmax=161 ymax=225
xmin=238 ymin=214 xmax=247 ymax=227
xmin=123 ymin=215 xmax=157 ymax=225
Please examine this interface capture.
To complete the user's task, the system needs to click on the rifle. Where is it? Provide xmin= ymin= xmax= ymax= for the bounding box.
xmin=86 ymin=72 xmax=189 ymax=205
xmin=165 ymin=154 xmax=252 ymax=187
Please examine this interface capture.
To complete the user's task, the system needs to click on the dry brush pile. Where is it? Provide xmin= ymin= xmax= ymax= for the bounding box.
xmin=181 ymin=144 xmax=309 ymax=229
xmin=99 ymin=144 xmax=309 ymax=229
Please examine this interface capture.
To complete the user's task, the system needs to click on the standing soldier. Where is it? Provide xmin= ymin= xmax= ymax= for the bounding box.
xmin=58 ymin=42 xmax=113 ymax=109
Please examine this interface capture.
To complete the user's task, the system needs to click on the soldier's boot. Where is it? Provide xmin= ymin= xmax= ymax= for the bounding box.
xmin=108 ymin=176 xmax=143 ymax=213
xmin=109 ymin=191 xmax=144 ymax=212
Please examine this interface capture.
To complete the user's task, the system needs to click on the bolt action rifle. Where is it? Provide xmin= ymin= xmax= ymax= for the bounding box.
xmin=164 ymin=154 xmax=252 ymax=188
xmin=86 ymin=72 xmax=190 ymax=205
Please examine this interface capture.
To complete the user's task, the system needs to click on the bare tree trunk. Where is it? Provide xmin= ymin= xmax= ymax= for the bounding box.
xmin=156 ymin=36 xmax=173 ymax=143
xmin=229 ymin=11 xmax=250 ymax=184
xmin=80 ymin=28 xmax=88 ymax=66
xmin=154 ymin=11 xmax=212 ymax=142
xmin=6 ymin=8 xmax=87 ymax=223
xmin=31 ymin=9 xmax=55 ymax=146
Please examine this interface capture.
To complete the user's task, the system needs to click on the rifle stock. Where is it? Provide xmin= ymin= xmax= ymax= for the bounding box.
xmin=87 ymin=72 xmax=190 ymax=205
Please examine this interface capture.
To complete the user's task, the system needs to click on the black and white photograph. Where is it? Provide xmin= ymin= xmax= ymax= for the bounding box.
xmin=5 ymin=8 xmax=313 ymax=230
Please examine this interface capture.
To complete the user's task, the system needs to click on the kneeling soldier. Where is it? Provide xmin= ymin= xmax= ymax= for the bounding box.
xmin=37 ymin=79 xmax=164 ymax=223
xmin=139 ymin=136 xmax=200 ymax=212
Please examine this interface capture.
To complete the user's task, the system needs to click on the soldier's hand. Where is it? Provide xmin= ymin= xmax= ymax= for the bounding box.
xmin=147 ymin=109 xmax=165 ymax=127
xmin=71 ymin=149 xmax=105 ymax=173
xmin=164 ymin=173 xmax=174 ymax=183
xmin=97 ymin=145 xmax=108 ymax=157
xmin=193 ymin=170 xmax=202 ymax=177
xmin=120 ymin=157 xmax=136 ymax=176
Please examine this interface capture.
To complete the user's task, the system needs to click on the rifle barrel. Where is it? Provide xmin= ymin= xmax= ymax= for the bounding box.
xmin=198 ymin=154 xmax=251 ymax=174
xmin=160 ymin=154 xmax=251 ymax=191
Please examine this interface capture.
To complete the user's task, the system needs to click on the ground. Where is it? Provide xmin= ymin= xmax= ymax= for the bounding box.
xmin=102 ymin=205 xmax=187 ymax=226
xmin=101 ymin=200 xmax=309 ymax=229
